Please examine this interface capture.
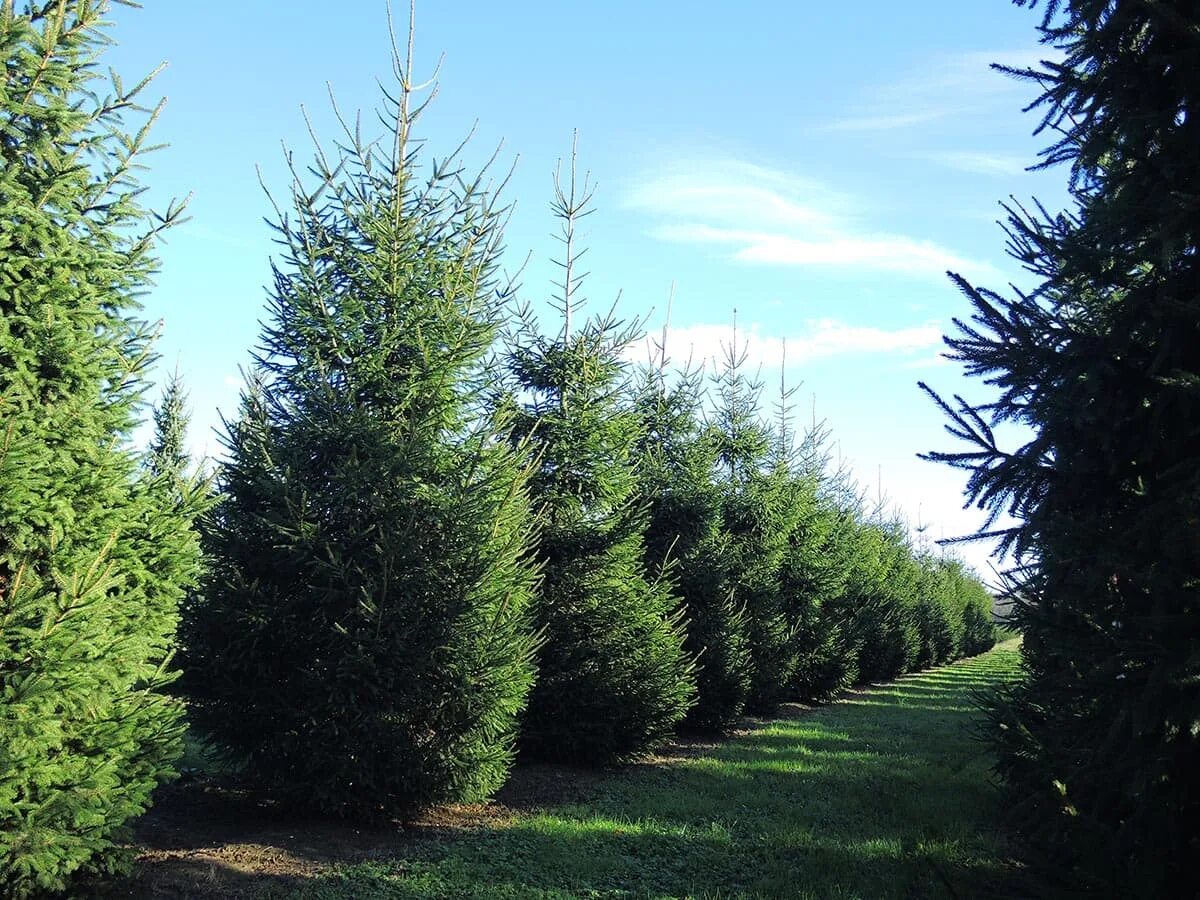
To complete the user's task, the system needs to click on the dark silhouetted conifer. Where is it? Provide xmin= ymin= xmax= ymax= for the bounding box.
xmin=922 ymin=2 xmax=1200 ymax=893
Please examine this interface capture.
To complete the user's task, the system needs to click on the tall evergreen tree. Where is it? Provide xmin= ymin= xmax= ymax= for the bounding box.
xmin=842 ymin=516 xmax=919 ymax=684
xmin=0 ymin=2 xmax=203 ymax=893
xmin=506 ymin=145 xmax=695 ymax=763
xmin=710 ymin=331 xmax=800 ymax=713
xmin=634 ymin=342 xmax=750 ymax=733
xmin=182 ymin=36 xmax=539 ymax=819
xmin=922 ymin=2 xmax=1200 ymax=893
xmin=781 ymin=488 xmax=857 ymax=700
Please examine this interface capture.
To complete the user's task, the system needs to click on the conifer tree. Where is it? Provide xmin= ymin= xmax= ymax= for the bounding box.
xmin=922 ymin=1 xmax=1199 ymax=892
xmin=781 ymin=415 xmax=860 ymax=701
xmin=0 ymin=2 xmax=203 ymax=893
xmin=710 ymin=331 xmax=800 ymax=712
xmin=182 ymin=30 xmax=539 ymax=819
xmin=634 ymin=339 xmax=749 ymax=733
xmin=781 ymin=490 xmax=858 ymax=700
xmin=912 ymin=555 xmax=962 ymax=669
xmin=506 ymin=144 xmax=695 ymax=763
xmin=147 ymin=370 xmax=192 ymax=483
xmin=842 ymin=517 xmax=919 ymax=683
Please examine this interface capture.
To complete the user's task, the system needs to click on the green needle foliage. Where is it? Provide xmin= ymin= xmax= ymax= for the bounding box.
xmin=922 ymin=1 xmax=1200 ymax=893
xmin=0 ymin=1 xmax=203 ymax=894
xmin=850 ymin=520 xmax=920 ymax=683
xmin=634 ymin=350 xmax=750 ymax=733
xmin=782 ymin=491 xmax=858 ymax=702
xmin=710 ymin=333 xmax=800 ymax=713
xmin=506 ymin=147 xmax=695 ymax=764
xmin=182 ymin=42 xmax=539 ymax=820
xmin=147 ymin=370 xmax=194 ymax=488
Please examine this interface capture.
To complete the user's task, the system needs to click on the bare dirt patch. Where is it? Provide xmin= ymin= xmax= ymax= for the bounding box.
xmin=112 ymin=719 xmax=804 ymax=897
xmin=110 ymin=761 xmax=609 ymax=898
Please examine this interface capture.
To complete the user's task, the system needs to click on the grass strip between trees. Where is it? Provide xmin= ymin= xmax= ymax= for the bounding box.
xmin=127 ymin=641 xmax=1022 ymax=899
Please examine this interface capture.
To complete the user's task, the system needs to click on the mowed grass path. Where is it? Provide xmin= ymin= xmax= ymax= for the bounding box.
xmin=244 ymin=641 xmax=1022 ymax=899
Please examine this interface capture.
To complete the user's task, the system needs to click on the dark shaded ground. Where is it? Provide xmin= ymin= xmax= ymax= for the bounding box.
xmin=106 ymin=644 xmax=1023 ymax=899
xmin=112 ymin=763 xmax=607 ymax=898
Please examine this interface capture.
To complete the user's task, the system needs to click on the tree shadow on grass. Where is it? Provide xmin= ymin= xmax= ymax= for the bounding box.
xmin=118 ymin=649 xmax=1021 ymax=898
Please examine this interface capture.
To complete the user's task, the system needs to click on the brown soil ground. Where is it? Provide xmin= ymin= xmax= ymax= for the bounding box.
xmin=111 ymin=746 xmax=684 ymax=896
xmin=106 ymin=709 xmax=807 ymax=898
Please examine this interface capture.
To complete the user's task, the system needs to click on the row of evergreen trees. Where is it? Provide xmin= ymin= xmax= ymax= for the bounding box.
xmin=0 ymin=3 xmax=994 ymax=895
xmin=179 ymin=99 xmax=996 ymax=817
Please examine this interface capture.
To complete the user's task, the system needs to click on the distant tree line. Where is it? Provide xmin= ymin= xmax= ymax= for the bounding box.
xmin=0 ymin=2 xmax=995 ymax=896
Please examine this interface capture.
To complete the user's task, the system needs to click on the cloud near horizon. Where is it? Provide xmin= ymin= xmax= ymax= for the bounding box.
xmin=626 ymin=159 xmax=997 ymax=281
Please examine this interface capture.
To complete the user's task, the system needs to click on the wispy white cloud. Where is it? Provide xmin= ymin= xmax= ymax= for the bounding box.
xmin=626 ymin=159 xmax=997 ymax=280
xmin=823 ymin=48 xmax=1056 ymax=133
xmin=629 ymin=318 xmax=943 ymax=371
xmin=825 ymin=110 xmax=946 ymax=133
xmin=923 ymin=151 xmax=1030 ymax=176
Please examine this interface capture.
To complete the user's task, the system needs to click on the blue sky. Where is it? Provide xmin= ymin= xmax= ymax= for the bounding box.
xmin=104 ymin=2 xmax=1067 ymax=576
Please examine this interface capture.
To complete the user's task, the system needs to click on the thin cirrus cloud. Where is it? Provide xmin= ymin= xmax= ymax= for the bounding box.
xmin=822 ymin=48 xmax=1053 ymax=134
xmin=629 ymin=319 xmax=944 ymax=372
xmin=625 ymin=159 xmax=997 ymax=281
xmin=923 ymin=151 xmax=1030 ymax=177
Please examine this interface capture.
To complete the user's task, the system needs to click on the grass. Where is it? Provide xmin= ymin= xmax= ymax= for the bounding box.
xmin=146 ymin=641 xmax=1022 ymax=899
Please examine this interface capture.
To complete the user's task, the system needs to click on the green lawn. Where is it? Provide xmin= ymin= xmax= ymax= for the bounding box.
xmin=226 ymin=641 xmax=1022 ymax=899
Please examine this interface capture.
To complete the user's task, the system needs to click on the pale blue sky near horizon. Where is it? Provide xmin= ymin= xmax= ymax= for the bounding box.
xmin=102 ymin=1 xmax=1069 ymax=578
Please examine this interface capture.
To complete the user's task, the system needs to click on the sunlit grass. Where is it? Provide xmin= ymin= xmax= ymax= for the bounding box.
xmin=232 ymin=642 xmax=1024 ymax=899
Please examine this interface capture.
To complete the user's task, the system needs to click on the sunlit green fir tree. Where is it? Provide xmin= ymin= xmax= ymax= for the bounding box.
xmin=182 ymin=42 xmax=539 ymax=819
xmin=634 ymin=340 xmax=750 ymax=733
xmin=506 ymin=147 xmax=695 ymax=763
xmin=849 ymin=518 xmax=920 ymax=683
xmin=922 ymin=1 xmax=1200 ymax=893
xmin=710 ymin=330 xmax=800 ymax=713
xmin=0 ymin=2 xmax=203 ymax=893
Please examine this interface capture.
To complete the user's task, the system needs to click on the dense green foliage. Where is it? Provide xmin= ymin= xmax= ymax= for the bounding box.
xmin=634 ymin=360 xmax=750 ymax=733
xmin=505 ymin=159 xmax=696 ymax=763
xmin=0 ymin=2 xmax=204 ymax=894
xmin=181 ymin=70 xmax=539 ymax=820
xmin=0 ymin=9 xmax=1003 ymax=892
xmin=709 ymin=340 xmax=801 ymax=713
xmin=922 ymin=1 xmax=1200 ymax=894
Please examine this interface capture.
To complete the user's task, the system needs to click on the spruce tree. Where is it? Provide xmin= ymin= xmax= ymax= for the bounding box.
xmin=182 ymin=38 xmax=539 ymax=819
xmin=781 ymin=490 xmax=858 ymax=700
xmin=506 ymin=146 xmax=695 ymax=763
xmin=845 ymin=518 xmax=920 ymax=683
xmin=634 ymin=344 xmax=750 ymax=733
xmin=147 ymin=370 xmax=192 ymax=483
xmin=710 ymin=331 xmax=800 ymax=712
xmin=922 ymin=1 xmax=1200 ymax=893
xmin=782 ymin=420 xmax=861 ymax=702
xmin=0 ymin=2 xmax=203 ymax=893
xmin=912 ymin=555 xmax=962 ymax=669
